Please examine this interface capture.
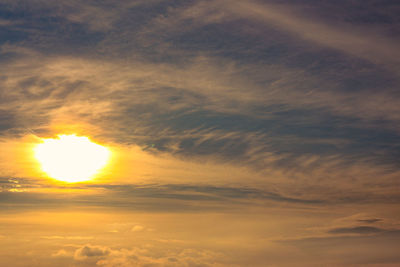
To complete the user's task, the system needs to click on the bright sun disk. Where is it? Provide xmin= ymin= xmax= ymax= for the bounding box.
xmin=34 ymin=134 xmax=110 ymax=183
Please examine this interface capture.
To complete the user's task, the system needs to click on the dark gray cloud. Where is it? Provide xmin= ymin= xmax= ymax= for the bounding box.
xmin=358 ymin=218 xmax=383 ymax=224
xmin=0 ymin=0 xmax=399 ymax=208
xmin=0 ymin=109 xmax=15 ymax=134
xmin=0 ymin=0 xmax=399 ymax=167
xmin=0 ymin=177 xmax=323 ymax=212
xmin=75 ymin=245 xmax=110 ymax=259
xmin=3 ymin=177 xmax=400 ymax=214
xmin=328 ymin=226 xmax=387 ymax=235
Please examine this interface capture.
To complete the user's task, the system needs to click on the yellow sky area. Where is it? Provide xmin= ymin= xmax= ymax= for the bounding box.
xmin=2 ymin=206 xmax=399 ymax=267
xmin=0 ymin=133 xmax=262 ymax=187
xmin=33 ymin=134 xmax=111 ymax=183
xmin=1 ymin=132 xmax=397 ymax=200
xmin=0 ymin=208 xmax=325 ymax=251
xmin=0 ymin=134 xmax=113 ymax=185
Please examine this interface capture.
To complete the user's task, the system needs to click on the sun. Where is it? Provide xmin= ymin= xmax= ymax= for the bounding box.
xmin=34 ymin=134 xmax=110 ymax=183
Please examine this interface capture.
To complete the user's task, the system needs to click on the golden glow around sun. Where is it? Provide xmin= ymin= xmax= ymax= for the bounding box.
xmin=34 ymin=134 xmax=110 ymax=183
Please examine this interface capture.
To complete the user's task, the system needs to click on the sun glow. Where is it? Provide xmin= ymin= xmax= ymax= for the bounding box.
xmin=34 ymin=134 xmax=110 ymax=183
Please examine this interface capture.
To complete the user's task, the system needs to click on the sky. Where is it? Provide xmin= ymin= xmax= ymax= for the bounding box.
xmin=0 ymin=0 xmax=400 ymax=266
